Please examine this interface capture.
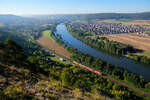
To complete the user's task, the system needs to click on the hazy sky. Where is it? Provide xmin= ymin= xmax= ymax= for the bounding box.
xmin=0 ymin=0 xmax=150 ymax=15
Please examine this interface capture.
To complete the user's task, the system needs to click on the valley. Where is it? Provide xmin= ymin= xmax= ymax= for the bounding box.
xmin=1 ymin=12 xmax=150 ymax=100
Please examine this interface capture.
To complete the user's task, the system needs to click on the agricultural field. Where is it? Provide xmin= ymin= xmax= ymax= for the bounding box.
xmin=98 ymin=19 xmax=150 ymax=26
xmin=95 ymin=20 xmax=150 ymax=30
xmin=37 ymin=30 xmax=71 ymax=59
xmin=43 ymin=30 xmax=53 ymax=40
xmin=94 ymin=19 xmax=132 ymax=23
xmin=99 ymin=33 xmax=150 ymax=57
xmin=120 ymin=20 xmax=150 ymax=26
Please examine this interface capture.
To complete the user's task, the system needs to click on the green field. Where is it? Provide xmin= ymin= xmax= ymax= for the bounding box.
xmin=43 ymin=30 xmax=53 ymax=40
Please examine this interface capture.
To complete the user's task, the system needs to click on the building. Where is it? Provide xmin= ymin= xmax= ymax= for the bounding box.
xmin=137 ymin=31 xmax=150 ymax=36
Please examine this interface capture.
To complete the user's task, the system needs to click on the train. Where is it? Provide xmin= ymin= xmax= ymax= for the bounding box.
xmin=72 ymin=61 xmax=103 ymax=76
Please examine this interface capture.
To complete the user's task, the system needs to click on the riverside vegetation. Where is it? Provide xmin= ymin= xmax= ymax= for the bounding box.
xmin=66 ymin=23 xmax=150 ymax=66
xmin=49 ymin=24 xmax=150 ymax=99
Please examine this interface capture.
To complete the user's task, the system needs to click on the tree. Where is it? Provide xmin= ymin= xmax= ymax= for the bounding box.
xmin=0 ymin=38 xmax=27 ymax=66
xmin=145 ymin=82 xmax=150 ymax=89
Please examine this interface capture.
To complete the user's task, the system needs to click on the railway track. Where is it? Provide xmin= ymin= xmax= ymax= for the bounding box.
xmin=72 ymin=61 xmax=150 ymax=98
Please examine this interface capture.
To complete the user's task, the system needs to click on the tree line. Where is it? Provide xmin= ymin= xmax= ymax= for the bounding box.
xmin=129 ymin=54 xmax=150 ymax=66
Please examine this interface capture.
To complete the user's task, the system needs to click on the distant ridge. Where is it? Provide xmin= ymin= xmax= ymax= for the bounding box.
xmin=0 ymin=14 xmax=22 ymax=20
xmin=0 ymin=14 xmax=29 ymax=24
xmin=81 ymin=12 xmax=150 ymax=21
xmin=1 ymin=12 xmax=150 ymax=23
xmin=0 ymin=14 xmax=38 ymax=25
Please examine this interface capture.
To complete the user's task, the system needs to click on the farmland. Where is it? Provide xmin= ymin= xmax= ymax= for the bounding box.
xmin=43 ymin=30 xmax=53 ymax=40
xmin=37 ymin=30 xmax=71 ymax=59
xmin=99 ymin=33 xmax=150 ymax=50
xmin=99 ymin=33 xmax=150 ymax=57
xmin=97 ymin=20 xmax=150 ymax=25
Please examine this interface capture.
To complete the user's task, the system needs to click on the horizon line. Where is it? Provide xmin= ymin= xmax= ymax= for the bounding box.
xmin=0 ymin=11 xmax=150 ymax=16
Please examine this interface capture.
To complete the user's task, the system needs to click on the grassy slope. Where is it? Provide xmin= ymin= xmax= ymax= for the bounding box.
xmin=0 ymin=63 xmax=110 ymax=100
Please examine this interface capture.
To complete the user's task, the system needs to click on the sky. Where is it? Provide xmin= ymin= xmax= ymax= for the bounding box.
xmin=0 ymin=0 xmax=150 ymax=15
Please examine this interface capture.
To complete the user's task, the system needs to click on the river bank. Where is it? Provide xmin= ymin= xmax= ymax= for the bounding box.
xmin=37 ymin=23 xmax=150 ymax=97
xmin=55 ymin=23 xmax=150 ymax=80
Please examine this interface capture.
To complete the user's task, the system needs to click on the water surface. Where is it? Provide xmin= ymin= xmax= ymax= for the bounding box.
xmin=55 ymin=24 xmax=150 ymax=80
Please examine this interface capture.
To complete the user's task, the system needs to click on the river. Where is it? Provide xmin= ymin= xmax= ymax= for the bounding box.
xmin=55 ymin=24 xmax=150 ymax=80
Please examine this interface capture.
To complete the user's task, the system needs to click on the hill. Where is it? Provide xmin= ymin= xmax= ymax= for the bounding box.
xmin=0 ymin=14 xmax=32 ymax=25
xmin=28 ymin=14 xmax=85 ymax=22
xmin=82 ymin=12 xmax=150 ymax=21
xmin=0 ymin=39 xmax=111 ymax=100
xmin=1 ymin=37 xmax=148 ymax=99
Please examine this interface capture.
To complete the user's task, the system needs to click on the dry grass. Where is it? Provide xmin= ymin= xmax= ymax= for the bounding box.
xmin=37 ymin=35 xmax=71 ymax=59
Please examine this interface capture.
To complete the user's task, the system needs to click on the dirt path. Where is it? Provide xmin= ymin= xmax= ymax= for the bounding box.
xmin=37 ymin=35 xmax=71 ymax=59
xmin=103 ymin=76 xmax=150 ymax=98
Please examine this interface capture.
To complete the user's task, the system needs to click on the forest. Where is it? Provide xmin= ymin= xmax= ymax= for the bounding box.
xmin=66 ymin=46 xmax=150 ymax=90
xmin=0 ymin=38 xmax=149 ymax=100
